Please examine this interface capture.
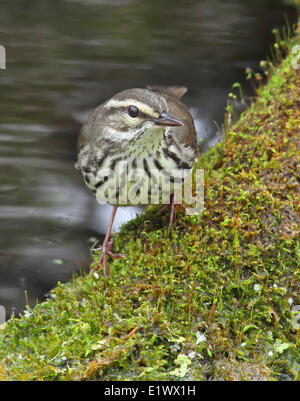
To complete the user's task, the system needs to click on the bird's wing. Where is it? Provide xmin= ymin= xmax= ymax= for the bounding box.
xmin=147 ymin=85 xmax=188 ymax=100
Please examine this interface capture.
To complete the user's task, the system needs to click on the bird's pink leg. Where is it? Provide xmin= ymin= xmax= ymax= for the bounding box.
xmin=157 ymin=193 xmax=179 ymax=234
xmin=168 ymin=193 xmax=175 ymax=234
xmin=90 ymin=206 xmax=125 ymax=277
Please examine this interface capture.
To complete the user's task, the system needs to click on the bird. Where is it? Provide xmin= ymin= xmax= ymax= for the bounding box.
xmin=76 ymin=85 xmax=197 ymax=277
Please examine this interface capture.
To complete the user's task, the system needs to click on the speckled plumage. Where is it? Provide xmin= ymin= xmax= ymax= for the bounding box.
xmin=76 ymin=86 xmax=197 ymax=206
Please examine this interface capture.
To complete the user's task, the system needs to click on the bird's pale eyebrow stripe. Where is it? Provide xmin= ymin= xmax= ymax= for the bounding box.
xmin=104 ymin=99 xmax=158 ymax=117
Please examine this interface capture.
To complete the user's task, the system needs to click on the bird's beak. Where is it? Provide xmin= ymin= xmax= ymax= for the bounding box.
xmin=154 ymin=112 xmax=184 ymax=127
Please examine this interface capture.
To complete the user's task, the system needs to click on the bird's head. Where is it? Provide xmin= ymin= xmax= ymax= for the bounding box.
xmin=99 ymin=88 xmax=184 ymax=144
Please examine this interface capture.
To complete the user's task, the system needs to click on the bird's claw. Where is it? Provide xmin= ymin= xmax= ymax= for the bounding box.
xmin=90 ymin=241 xmax=125 ymax=277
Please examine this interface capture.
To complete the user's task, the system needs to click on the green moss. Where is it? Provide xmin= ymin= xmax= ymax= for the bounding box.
xmin=0 ymin=26 xmax=299 ymax=381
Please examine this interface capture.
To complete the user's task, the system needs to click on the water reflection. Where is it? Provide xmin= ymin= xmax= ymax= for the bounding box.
xmin=0 ymin=0 xmax=297 ymax=317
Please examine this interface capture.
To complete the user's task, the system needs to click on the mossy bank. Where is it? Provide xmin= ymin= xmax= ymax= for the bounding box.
xmin=0 ymin=26 xmax=299 ymax=381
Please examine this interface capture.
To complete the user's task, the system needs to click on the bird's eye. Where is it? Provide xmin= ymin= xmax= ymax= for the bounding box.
xmin=128 ymin=105 xmax=139 ymax=118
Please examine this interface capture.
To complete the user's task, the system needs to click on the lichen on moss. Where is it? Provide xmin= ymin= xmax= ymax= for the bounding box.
xmin=0 ymin=25 xmax=299 ymax=381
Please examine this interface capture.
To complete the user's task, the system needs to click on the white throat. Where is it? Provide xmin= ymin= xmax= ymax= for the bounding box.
xmin=127 ymin=125 xmax=166 ymax=157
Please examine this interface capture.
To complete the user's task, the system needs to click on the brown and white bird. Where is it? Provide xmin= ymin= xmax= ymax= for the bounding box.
xmin=76 ymin=85 xmax=197 ymax=276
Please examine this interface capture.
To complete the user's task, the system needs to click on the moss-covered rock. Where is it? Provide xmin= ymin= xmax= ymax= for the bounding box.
xmin=0 ymin=25 xmax=299 ymax=381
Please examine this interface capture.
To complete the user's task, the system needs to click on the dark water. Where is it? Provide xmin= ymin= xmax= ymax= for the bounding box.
xmin=0 ymin=0 xmax=297 ymax=319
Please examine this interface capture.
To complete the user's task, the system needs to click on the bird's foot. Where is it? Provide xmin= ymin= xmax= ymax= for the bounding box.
xmin=90 ymin=240 xmax=125 ymax=278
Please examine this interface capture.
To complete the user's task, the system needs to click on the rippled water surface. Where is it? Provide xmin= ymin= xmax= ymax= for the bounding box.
xmin=0 ymin=0 xmax=297 ymax=318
